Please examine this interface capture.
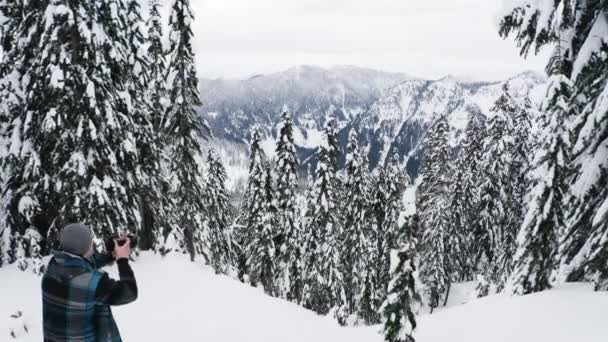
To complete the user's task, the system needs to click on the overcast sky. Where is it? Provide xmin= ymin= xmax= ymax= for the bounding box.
xmin=156 ymin=0 xmax=550 ymax=81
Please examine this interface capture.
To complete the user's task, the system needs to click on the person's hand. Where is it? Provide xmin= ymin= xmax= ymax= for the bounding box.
xmin=113 ymin=238 xmax=131 ymax=261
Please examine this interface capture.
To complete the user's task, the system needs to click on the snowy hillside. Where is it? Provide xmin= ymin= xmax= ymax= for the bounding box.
xmin=3 ymin=253 xmax=607 ymax=342
xmin=200 ymin=67 xmax=546 ymax=182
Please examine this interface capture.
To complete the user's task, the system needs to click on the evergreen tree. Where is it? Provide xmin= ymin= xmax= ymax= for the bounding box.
xmin=500 ymin=0 xmax=608 ymax=290
xmin=146 ymin=0 xmax=166 ymax=132
xmin=0 ymin=0 xmax=26 ymax=266
xmin=242 ymin=129 xmax=268 ymax=286
xmin=142 ymin=0 xmax=177 ymax=252
xmin=382 ymin=215 xmax=421 ymax=342
xmin=264 ymin=163 xmax=279 ymax=245
xmin=1 ymin=0 xmax=156 ymax=266
xmin=509 ymin=75 xmax=572 ymax=295
xmin=449 ymin=110 xmax=487 ymax=281
xmin=245 ymin=159 xmax=277 ymax=294
xmin=206 ymin=149 xmax=234 ymax=274
xmin=512 ymin=97 xmax=533 ymax=199
xmin=477 ymin=84 xmax=521 ymax=289
xmin=164 ymin=0 xmax=210 ymax=261
xmin=371 ymin=168 xmax=388 ymax=310
xmin=123 ymin=0 xmax=166 ymax=253
xmin=302 ymin=113 xmax=346 ymax=321
xmin=342 ymin=130 xmax=371 ymax=319
xmin=417 ymin=115 xmax=452 ymax=312
xmin=274 ymin=109 xmax=303 ymax=301
xmin=249 ymin=165 xmax=277 ymax=294
xmin=372 ymin=153 xmax=409 ymax=323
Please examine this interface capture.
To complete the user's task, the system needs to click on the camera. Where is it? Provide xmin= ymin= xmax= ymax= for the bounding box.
xmin=105 ymin=234 xmax=138 ymax=252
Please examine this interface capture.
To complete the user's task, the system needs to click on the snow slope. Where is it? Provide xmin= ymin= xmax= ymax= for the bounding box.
xmin=417 ymin=283 xmax=608 ymax=342
xmin=1 ymin=253 xmax=379 ymax=342
xmin=2 ymin=253 xmax=607 ymax=342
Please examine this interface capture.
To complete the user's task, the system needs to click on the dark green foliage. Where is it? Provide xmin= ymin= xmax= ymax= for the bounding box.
xmin=274 ymin=110 xmax=303 ymax=301
xmin=417 ymin=114 xmax=452 ymax=312
xmin=206 ymin=149 xmax=235 ymax=274
xmin=164 ymin=0 xmax=210 ymax=261
xmin=383 ymin=216 xmax=421 ymax=342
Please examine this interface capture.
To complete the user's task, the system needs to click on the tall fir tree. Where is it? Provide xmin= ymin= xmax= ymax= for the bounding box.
xmin=0 ymin=0 xmax=26 ymax=266
xmin=500 ymin=0 xmax=608 ymax=291
xmin=163 ymin=0 xmax=210 ymax=261
xmin=382 ymin=215 xmax=421 ymax=342
xmin=242 ymin=128 xmax=270 ymax=287
xmin=342 ymin=130 xmax=371 ymax=319
xmin=124 ymin=0 xmax=166 ymax=252
xmin=146 ymin=0 xmax=166 ymax=132
xmin=0 ymin=0 xmax=157 ymax=268
xmin=371 ymin=153 xmax=409 ymax=324
xmin=560 ymin=39 xmax=608 ymax=289
xmin=274 ymin=109 xmax=303 ymax=301
xmin=417 ymin=114 xmax=452 ymax=312
xmin=371 ymin=167 xmax=388 ymax=311
xmin=477 ymin=84 xmax=522 ymax=290
xmin=302 ymin=112 xmax=346 ymax=321
xmin=509 ymin=75 xmax=572 ymax=295
xmin=206 ymin=149 xmax=235 ymax=274
xmin=449 ymin=110 xmax=487 ymax=281
xmin=247 ymin=163 xmax=277 ymax=295
xmin=145 ymin=0 xmax=177 ymax=251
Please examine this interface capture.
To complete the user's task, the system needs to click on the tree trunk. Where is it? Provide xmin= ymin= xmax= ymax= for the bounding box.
xmin=443 ymin=280 xmax=452 ymax=307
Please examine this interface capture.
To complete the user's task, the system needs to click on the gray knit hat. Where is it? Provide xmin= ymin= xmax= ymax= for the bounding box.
xmin=60 ymin=223 xmax=93 ymax=256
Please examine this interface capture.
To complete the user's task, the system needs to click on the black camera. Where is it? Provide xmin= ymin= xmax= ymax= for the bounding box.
xmin=104 ymin=234 xmax=138 ymax=252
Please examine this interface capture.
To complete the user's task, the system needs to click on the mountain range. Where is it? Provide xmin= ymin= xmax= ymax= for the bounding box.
xmin=199 ymin=65 xmax=546 ymax=185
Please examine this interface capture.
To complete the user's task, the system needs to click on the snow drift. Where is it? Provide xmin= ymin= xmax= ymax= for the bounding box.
xmin=2 ymin=253 xmax=607 ymax=342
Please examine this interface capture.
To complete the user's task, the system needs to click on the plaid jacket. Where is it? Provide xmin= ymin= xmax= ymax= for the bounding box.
xmin=42 ymin=251 xmax=137 ymax=342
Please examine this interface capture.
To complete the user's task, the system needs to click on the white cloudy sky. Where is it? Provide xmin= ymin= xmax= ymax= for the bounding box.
xmin=156 ymin=0 xmax=551 ymax=81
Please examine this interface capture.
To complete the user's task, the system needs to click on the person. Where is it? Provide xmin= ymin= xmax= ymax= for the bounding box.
xmin=42 ymin=223 xmax=138 ymax=342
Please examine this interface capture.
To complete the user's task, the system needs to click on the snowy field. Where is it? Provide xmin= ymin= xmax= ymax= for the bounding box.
xmin=2 ymin=252 xmax=607 ymax=342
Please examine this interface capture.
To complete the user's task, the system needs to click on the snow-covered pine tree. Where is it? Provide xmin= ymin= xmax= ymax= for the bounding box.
xmin=122 ymin=0 xmax=166 ymax=252
xmin=449 ymin=109 xmax=487 ymax=281
xmin=302 ymin=113 xmax=346 ymax=321
xmin=370 ymin=153 xmax=409 ymax=324
xmin=248 ymin=161 xmax=277 ymax=295
xmin=164 ymin=0 xmax=210 ymax=261
xmin=143 ymin=0 xmax=177 ymax=252
xmin=242 ymin=129 xmax=268 ymax=284
xmin=342 ymin=130 xmax=371 ymax=319
xmin=417 ymin=114 xmax=452 ymax=313
xmin=357 ymin=151 xmax=378 ymax=325
xmin=274 ymin=109 xmax=303 ymax=301
xmin=382 ymin=214 xmax=421 ymax=342
xmin=264 ymin=163 xmax=279 ymax=243
xmin=509 ymin=75 xmax=572 ymax=295
xmin=499 ymin=0 xmax=608 ymax=291
xmin=146 ymin=0 xmax=166 ymax=132
xmin=371 ymin=167 xmax=388 ymax=305
xmin=0 ymin=0 xmax=26 ymax=266
xmin=206 ymin=149 xmax=234 ymax=274
xmin=512 ymin=97 xmax=533 ymax=197
xmin=477 ymin=84 xmax=521 ymax=290
xmin=1 ymin=0 xmax=156 ymax=263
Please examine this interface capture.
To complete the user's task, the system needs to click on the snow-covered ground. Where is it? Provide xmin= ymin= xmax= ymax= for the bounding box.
xmin=2 ymin=253 xmax=607 ymax=341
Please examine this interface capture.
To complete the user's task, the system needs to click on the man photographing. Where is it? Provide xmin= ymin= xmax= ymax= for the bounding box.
xmin=42 ymin=223 xmax=138 ymax=342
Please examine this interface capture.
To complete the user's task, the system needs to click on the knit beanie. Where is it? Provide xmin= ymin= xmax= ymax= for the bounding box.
xmin=60 ymin=223 xmax=93 ymax=256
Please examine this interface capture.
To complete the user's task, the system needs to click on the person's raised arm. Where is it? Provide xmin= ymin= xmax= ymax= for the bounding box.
xmin=95 ymin=239 xmax=138 ymax=306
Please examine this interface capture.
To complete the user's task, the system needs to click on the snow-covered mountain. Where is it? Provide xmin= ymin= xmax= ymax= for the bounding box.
xmin=199 ymin=66 xmax=546 ymax=184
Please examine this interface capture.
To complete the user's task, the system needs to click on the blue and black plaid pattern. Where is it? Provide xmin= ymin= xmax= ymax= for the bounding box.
xmin=42 ymin=252 xmax=122 ymax=342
